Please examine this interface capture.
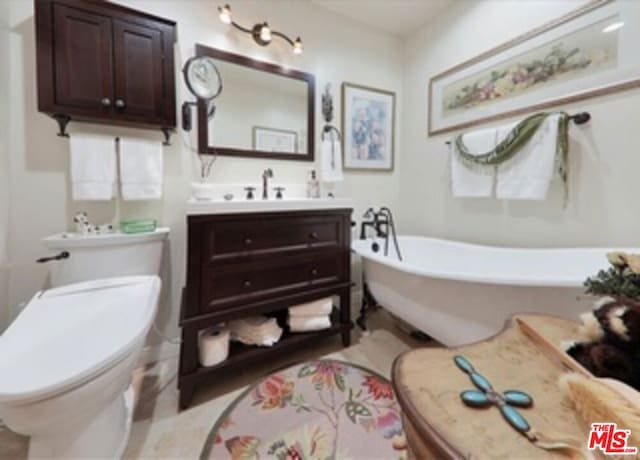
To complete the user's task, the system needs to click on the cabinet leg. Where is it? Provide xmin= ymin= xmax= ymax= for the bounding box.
xmin=341 ymin=330 xmax=351 ymax=347
xmin=178 ymin=322 xmax=199 ymax=411
xmin=340 ymin=289 xmax=352 ymax=348
xmin=179 ymin=382 xmax=196 ymax=411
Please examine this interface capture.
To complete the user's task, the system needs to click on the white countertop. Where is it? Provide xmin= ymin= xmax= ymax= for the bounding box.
xmin=186 ymin=197 xmax=354 ymax=215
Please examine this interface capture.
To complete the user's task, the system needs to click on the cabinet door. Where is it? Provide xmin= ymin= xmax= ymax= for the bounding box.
xmin=52 ymin=3 xmax=114 ymax=111
xmin=112 ymin=19 xmax=165 ymax=122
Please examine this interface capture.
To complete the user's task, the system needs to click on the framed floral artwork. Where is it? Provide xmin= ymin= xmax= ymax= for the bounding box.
xmin=342 ymin=83 xmax=395 ymax=171
xmin=428 ymin=0 xmax=640 ymax=135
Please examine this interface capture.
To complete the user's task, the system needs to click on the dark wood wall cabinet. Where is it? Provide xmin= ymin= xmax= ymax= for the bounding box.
xmin=35 ymin=0 xmax=177 ymax=139
xmin=179 ymin=209 xmax=353 ymax=409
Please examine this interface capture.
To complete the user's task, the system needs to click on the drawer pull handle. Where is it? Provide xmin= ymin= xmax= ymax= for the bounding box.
xmin=310 ymin=232 xmax=319 ymax=240
xmin=310 ymin=268 xmax=318 ymax=276
xmin=244 ymin=237 xmax=253 ymax=246
xmin=243 ymin=280 xmax=252 ymax=288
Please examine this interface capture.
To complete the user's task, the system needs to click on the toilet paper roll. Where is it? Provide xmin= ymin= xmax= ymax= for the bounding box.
xmin=199 ymin=327 xmax=230 ymax=367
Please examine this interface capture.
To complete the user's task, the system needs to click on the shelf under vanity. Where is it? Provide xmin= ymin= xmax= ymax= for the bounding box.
xmin=178 ymin=201 xmax=354 ymax=409
xmin=184 ymin=312 xmax=350 ymax=380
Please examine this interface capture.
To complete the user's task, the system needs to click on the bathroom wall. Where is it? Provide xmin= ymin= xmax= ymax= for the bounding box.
xmin=0 ymin=0 xmax=9 ymax=332
xmin=400 ymin=0 xmax=640 ymax=248
xmin=6 ymin=1 xmax=403 ymax=343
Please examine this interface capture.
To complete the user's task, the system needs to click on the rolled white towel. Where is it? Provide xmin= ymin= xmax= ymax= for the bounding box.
xmin=288 ymin=315 xmax=332 ymax=332
xmin=289 ymin=298 xmax=333 ymax=317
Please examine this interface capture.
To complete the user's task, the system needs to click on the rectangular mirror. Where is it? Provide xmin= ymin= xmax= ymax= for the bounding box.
xmin=196 ymin=44 xmax=315 ymax=161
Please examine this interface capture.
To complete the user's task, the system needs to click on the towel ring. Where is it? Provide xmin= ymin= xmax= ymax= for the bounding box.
xmin=322 ymin=125 xmax=341 ymax=142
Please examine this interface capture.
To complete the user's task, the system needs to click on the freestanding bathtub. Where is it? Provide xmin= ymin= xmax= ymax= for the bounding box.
xmin=352 ymin=236 xmax=634 ymax=347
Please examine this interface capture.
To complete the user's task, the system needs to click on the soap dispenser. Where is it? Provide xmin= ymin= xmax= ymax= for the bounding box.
xmin=306 ymin=170 xmax=320 ymax=199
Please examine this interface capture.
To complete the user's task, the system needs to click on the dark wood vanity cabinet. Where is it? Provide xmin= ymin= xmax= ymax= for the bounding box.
xmin=179 ymin=209 xmax=353 ymax=409
xmin=35 ymin=0 xmax=176 ymax=131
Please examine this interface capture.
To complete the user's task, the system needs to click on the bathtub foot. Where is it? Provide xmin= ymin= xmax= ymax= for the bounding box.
xmin=357 ymin=283 xmax=380 ymax=332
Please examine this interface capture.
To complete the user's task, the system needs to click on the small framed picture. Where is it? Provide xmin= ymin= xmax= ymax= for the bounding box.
xmin=342 ymin=83 xmax=395 ymax=171
xmin=252 ymin=126 xmax=298 ymax=153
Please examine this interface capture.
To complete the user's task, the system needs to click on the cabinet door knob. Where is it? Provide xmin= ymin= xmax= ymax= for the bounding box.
xmin=243 ymin=280 xmax=252 ymax=288
xmin=310 ymin=231 xmax=319 ymax=240
xmin=310 ymin=268 xmax=318 ymax=276
xmin=244 ymin=237 xmax=253 ymax=246
xmin=101 ymin=97 xmax=111 ymax=107
xmin=115 ymin=99 xmax=126 ymax=108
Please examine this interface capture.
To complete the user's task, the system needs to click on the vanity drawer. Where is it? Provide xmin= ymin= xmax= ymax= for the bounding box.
xmin=200 ymin=253 xmax=345 ymax=313
xmin=205 ymin=215 xmax=343 ymax=262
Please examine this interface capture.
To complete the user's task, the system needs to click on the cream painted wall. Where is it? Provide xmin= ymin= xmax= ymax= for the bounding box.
xmin=400 ymin=0 xmax=640 ymax=248
xmin=5 ymin=0 xmax=403 ymax=338
xmin=0 ymin=1 xmax=10 ymax=331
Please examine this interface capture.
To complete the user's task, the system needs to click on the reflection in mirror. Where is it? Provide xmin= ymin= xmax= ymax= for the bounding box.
xmin=210 ymin=62 xmax=307 ymax=154
xmin=196 ymin=45 xmax=315 ymax=162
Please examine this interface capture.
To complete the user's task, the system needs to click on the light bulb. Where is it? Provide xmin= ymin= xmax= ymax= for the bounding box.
xmin=260 ymin=22 xmax=272 ymax=42
xmin=293 ymin=37 xmax=303 ymax=55
xmin=218 ymin=4 xmax=232 ymax=24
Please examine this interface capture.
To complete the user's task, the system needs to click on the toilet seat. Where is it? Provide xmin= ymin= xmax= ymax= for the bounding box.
xmin=0 ymin=276 xmax=161 ymax=404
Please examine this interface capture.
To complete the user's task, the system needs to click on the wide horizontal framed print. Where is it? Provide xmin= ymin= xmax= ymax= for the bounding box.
xmin=342 ymin=82 xmax=395 ymax=171
xmin=252 ymin=126 xmax=298 ymax=153
xmin=428 ymin=0 xmax=640 ymax=135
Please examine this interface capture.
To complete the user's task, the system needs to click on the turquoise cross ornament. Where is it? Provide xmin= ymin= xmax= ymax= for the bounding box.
xmin=454 ymin=355 xmax=534 ymax=436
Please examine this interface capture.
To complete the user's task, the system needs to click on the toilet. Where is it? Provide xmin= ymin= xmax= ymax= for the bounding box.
xmin=0 ymin=228 xmax=169 ymax=459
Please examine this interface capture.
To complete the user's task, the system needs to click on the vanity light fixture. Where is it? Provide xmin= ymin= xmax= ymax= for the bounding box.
xmin=217 ymin=4 xmax=303 ymax=54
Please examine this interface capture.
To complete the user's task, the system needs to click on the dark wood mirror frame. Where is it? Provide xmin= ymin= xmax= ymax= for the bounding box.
xmin=196 ymin=44 xmax=315 ymax=162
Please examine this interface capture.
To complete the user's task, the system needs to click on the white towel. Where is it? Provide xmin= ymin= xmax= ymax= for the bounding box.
xmin=451 ymin=127 xmax=497 ymax=197
xmin=228 ymin=317 xmax=283 ymax=346
xmin=496 ymin=114 xmax=561 ymax=200
xmin=320 ymin=139 xmax=343 ymax=182
xmin=288 ymin=297 xmax=333 ymax=317
xmin=288 ymin=314 xmax=331 ymax=332
xmin=118 ymin=138 xmax=163 ymax=200
xmin=69 ymin=134 xmax=116 ymax=201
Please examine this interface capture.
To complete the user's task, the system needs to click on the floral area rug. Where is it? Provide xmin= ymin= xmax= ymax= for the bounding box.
xmin=200 ymin=359 xmax=407 ymax=460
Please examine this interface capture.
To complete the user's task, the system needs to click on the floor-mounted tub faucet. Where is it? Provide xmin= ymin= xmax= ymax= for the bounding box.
xmin=359 ymin=207 xmax=403 ymax=261
xmin=262 ymin=168 xmax=273 ymax=199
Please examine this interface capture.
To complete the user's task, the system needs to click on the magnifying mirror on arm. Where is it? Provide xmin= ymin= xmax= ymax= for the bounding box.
xmin=181 ymin=55 xmax=223 ymax=131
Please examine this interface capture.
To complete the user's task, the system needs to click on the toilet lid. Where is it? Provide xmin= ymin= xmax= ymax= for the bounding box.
xmin=0 ymin=276 xmax=161 ymax=403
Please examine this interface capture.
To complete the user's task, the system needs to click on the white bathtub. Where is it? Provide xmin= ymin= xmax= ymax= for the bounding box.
xmin=352 ymin=236 xmax=634 ymax=347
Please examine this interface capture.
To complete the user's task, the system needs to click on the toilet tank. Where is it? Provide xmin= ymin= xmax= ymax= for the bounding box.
xmin=42 ymin=228 xmax=170 ymax=287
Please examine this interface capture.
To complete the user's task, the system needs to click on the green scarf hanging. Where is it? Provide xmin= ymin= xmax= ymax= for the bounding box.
xmin=453 ymin=112 xmax=570 ymax=204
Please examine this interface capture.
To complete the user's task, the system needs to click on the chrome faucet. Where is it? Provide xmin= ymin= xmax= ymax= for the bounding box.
xmin=262 ymin=168 xmax=273 ymax=199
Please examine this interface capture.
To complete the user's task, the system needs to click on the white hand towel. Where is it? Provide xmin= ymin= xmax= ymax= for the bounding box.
xmin=69 ymin=134 xmax=116 ymax=201
xmin=288 ymin=297 xmax=333 ymax=317
xmin=496 ymin=114 xmax=560 ymax=200
xmin=119 ymin=138 xmax=163 ymax=200
xmin=321 ymin=139 xmax=343 ymax=182
xmin=451 ymin=127 xmax=497 ymax=197
xmin=288 ymin=314 xmax=331 ymax=332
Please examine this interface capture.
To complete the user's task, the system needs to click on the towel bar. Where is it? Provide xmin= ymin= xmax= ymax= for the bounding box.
xmin=55 ymin=119 xmax=172 ymax=146
xmin=444 ymin=111 xmax=590 ymax=146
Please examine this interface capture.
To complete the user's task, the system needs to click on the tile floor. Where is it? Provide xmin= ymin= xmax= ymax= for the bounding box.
xmin=0 ymin=312 xmax=433 ymax=459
